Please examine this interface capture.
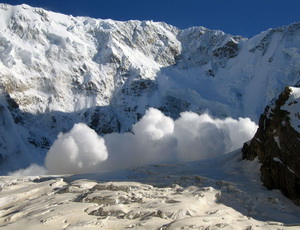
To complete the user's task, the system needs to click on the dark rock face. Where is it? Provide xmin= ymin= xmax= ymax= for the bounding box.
xmin=242 ymin=87 xmax=300 ymax=205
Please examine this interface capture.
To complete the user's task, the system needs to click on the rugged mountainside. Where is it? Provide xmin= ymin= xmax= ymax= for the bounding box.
xmin=242 ymin=87 xmax=300 ymax=205
xmin=0 ymin=4 xmax=300 ymax=172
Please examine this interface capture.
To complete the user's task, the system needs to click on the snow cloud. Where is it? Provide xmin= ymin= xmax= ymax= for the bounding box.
xmin=173 ymin=113 xmax=257 ymax=162
xmin=45 ymin=123 xmax=108 ymax=174
xmin=8 ymin=164 xmax=48 ymax=177
xmin=103 ymin=108 xmax=177 ymax=170
xmin=44 ymin=108 xmax=257 ymax=174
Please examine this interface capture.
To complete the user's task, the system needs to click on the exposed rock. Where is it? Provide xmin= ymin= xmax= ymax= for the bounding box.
xmin=242 ymin=86 xmax=300 ymax=205
xmin=212 ymin=40 xmax=239 ymax=59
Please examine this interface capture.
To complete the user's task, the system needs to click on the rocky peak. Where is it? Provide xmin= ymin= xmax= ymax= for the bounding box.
xmin=242 ymin=86 xmax=300 ymax=205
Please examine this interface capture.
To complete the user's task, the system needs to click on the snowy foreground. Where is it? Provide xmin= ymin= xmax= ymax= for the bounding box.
xmin=1 ymin=151 xmax=300 ymax=229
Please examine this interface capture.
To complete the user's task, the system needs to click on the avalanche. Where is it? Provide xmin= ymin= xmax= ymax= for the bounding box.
xmin=0 ymin=4 xmax=300 ymax=230
xmin=44 ymin=108 xmax=257 ymax=174
xmin=0 ymin=4 xmax=299 ymax=175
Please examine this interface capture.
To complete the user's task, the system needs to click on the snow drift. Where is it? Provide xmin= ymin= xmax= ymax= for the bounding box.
xmin=45 ymin=108 xmax=257 ymax=174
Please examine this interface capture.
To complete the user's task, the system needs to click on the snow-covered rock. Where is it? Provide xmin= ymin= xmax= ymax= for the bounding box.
xmin=242 ymin=86 xmax=300 ymax=205
xmin=0 ymin=4 xmax=300 ymax=172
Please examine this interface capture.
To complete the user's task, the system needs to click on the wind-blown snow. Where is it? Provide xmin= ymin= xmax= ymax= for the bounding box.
xmin=44 ymin=108 xmax=257 ymax=174
xmin=8 ymin=164 xmax=47 ymax=176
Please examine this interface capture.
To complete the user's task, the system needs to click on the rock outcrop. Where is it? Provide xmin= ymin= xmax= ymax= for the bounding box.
xmin=242 ymin=86 xmax=300 ymax=205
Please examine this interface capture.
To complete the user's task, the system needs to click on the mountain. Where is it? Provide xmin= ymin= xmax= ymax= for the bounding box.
xmin=0 ymin=4 xmax=300 ymax=172
xmin=242 ymin=86 xmax=300 ymax=205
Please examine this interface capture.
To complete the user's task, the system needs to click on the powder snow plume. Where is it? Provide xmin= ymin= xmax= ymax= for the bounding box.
xmin=44 ymin=108 xmax=257 ymax=175
xmin=45 ymin=123 xmax=108 ymax=174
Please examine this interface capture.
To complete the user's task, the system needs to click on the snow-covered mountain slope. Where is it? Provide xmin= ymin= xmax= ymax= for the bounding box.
xmin=0 ymin=4 xmax=300 ymax=172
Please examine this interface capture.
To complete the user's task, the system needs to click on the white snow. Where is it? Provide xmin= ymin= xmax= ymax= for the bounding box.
xmin=0 ymin=4 xmax=299 ymax=122
xmin=288 ymin=166 xmax=296 ymax=174
xmin=273 ymin=157 xmax=296 ymax=174
xmin=1 ymin=151 xmax=300 ymax=229
xmin=8 ymin=164 xmax=47 ymax=176
xmin=41 ymin=108 xmax=257 ymax=174
xmin=0 ymin=4 xmax=299 ymax=228
xmin=45 ymin=123 xmax=108 ymax=174
xmin=282 ymin=87 xmax=300 ymax=133
xmin=273 ymin=157 xmax=283 ymax=164
xmin=274 ymin=136 xmax=281 ymax=149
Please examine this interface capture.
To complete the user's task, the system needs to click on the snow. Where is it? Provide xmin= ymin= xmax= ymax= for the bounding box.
xmin=274 ymin=136 xmax=281 ymax=149
xmin=273 ymin=157 xmax=283 ymax=164
xmin=1 ymin=4 xmax=299 ymax=121
xmin=0 ymin=4 xmax=299 ymax=228
xmin=40 ymin=108 xmax=257 ymax=174
xmin=288 ymin=167 xmax=296 ymax=174
xmin=282 ymin=87 xmax=300 ymax=133
xmin=8 ymin=164 xmax=47 ymax=176
xmin=273 ymin=157 xmax=296 ymax=175
xmin=1 ymin=151 xmax=300 ymax=229
xmin=45 ymin=123 xmax=108 ymax=174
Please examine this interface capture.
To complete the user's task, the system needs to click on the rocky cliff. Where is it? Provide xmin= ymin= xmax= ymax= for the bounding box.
xmin=242 ymin=86 xmax=300 ymax=205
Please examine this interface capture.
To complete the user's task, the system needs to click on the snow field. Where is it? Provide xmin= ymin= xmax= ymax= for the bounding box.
xmin=1 ymin=153 xmax=300 ymax=229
